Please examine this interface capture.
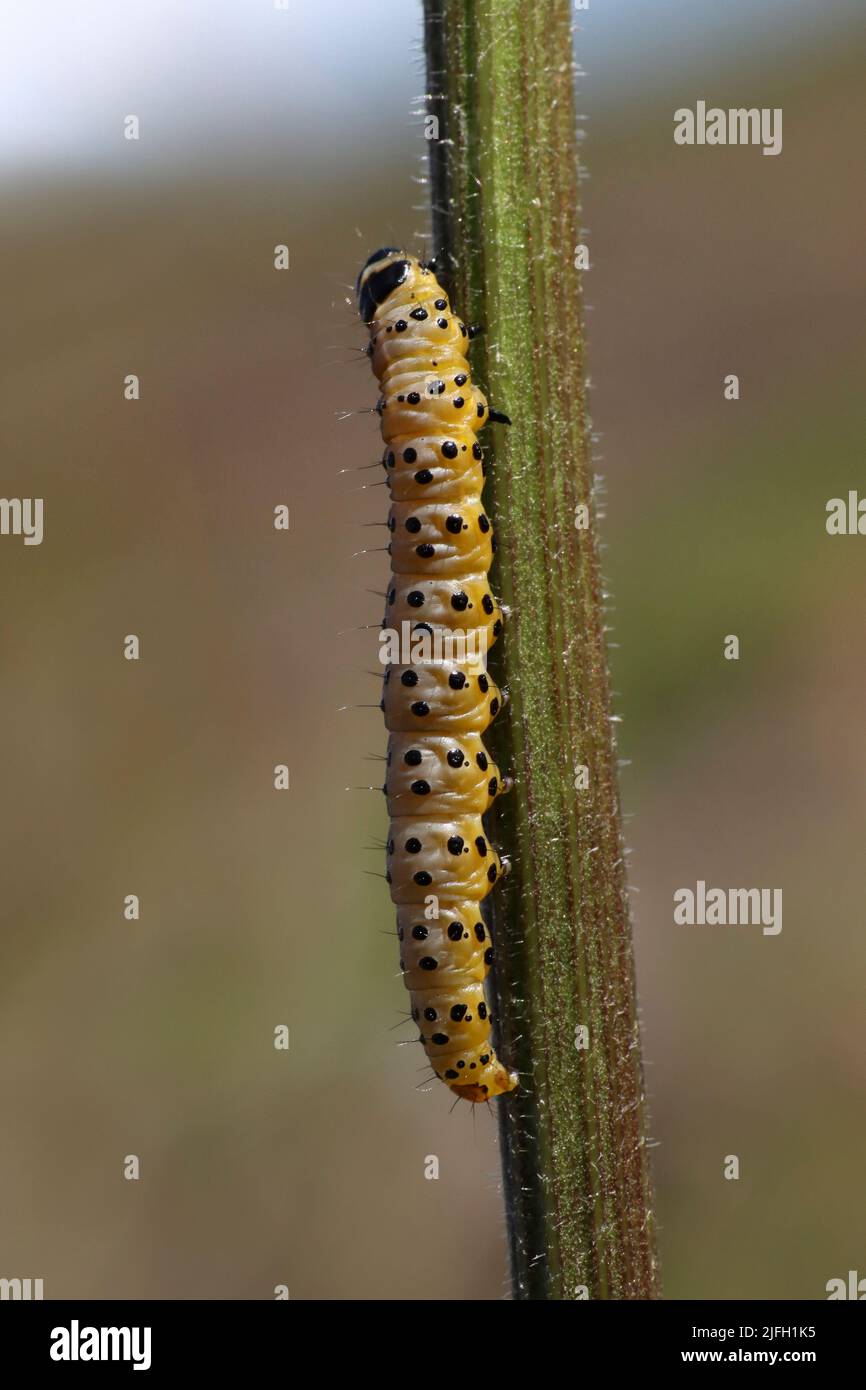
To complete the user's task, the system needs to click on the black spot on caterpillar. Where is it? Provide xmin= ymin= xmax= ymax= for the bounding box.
xmin=357 ymin=248 xmax=517 ymax=1104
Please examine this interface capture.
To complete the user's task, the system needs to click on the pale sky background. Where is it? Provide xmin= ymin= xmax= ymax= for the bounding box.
xmin=2 ymin=0 xmax=863 ymax=174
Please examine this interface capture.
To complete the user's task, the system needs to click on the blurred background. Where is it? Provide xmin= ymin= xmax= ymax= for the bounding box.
xmin=2 ymin=0 xmax=864 ymax=1299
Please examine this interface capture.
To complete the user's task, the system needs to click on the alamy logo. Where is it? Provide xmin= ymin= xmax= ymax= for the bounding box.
xmin=50 ymin=1321 xmax=152 ymax=1371
xmin=378 ymin=620 xmax=487 ymax=670
xmin=674 ymin=881 xmax=782 ymax=936
xmin=826 ymin=492 xmax=866 ymax=535
xmin=0 ymin=497 xmax=43 ymax=545
xmin=0 ymin=1276 xmax=43 ymax=1299
xmin=674 ymin=101 xmax=782 ymax=156
xmin=826 ymin=1270 xmax=866 ymax=1299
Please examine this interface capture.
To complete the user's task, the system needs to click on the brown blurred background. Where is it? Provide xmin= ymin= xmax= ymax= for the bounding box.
xmin=2 ymin=1 xmax=864 ymax=1299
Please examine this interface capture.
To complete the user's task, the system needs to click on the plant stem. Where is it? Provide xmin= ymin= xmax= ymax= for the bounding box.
xmin=423 ymin=0 xmax=660 ymax=1301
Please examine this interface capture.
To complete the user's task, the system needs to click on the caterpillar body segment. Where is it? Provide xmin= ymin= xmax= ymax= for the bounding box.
xmin=385 ymin=732 xmax=505 ymax=818
xmin=382 ymin=663 xmax=504 ymax=737
xmin=358 ymin=248 xmax=517 ymax=1104
xmin=386 ymin=574 xmax=503 ymax=647
xmin=386 ymin=813 xmax=504 ymax=905
xmin=387 ymin=498 xmax=494 ymax=578
xmin=382 ymin=438 xmax=485 ymax=505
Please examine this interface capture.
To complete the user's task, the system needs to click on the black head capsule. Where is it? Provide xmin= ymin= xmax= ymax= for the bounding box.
xmin=357 ymin=249 xmax=411 ymax=323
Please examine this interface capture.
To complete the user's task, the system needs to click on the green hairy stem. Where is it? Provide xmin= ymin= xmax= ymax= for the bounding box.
xmin=423 ymin=0 xmax=660 ymax=1300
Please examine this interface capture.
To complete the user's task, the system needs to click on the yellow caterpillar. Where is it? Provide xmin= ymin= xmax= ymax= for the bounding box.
xmin=357 ymin=248 xmax=518 ymax=1103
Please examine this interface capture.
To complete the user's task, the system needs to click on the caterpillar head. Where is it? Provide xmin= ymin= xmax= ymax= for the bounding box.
xmin=357 ymin=247 xmax=413 ymax=324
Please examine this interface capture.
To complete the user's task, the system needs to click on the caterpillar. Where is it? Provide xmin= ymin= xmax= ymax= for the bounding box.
xmin=357 ymin=247 xmax=518 ymax=1104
